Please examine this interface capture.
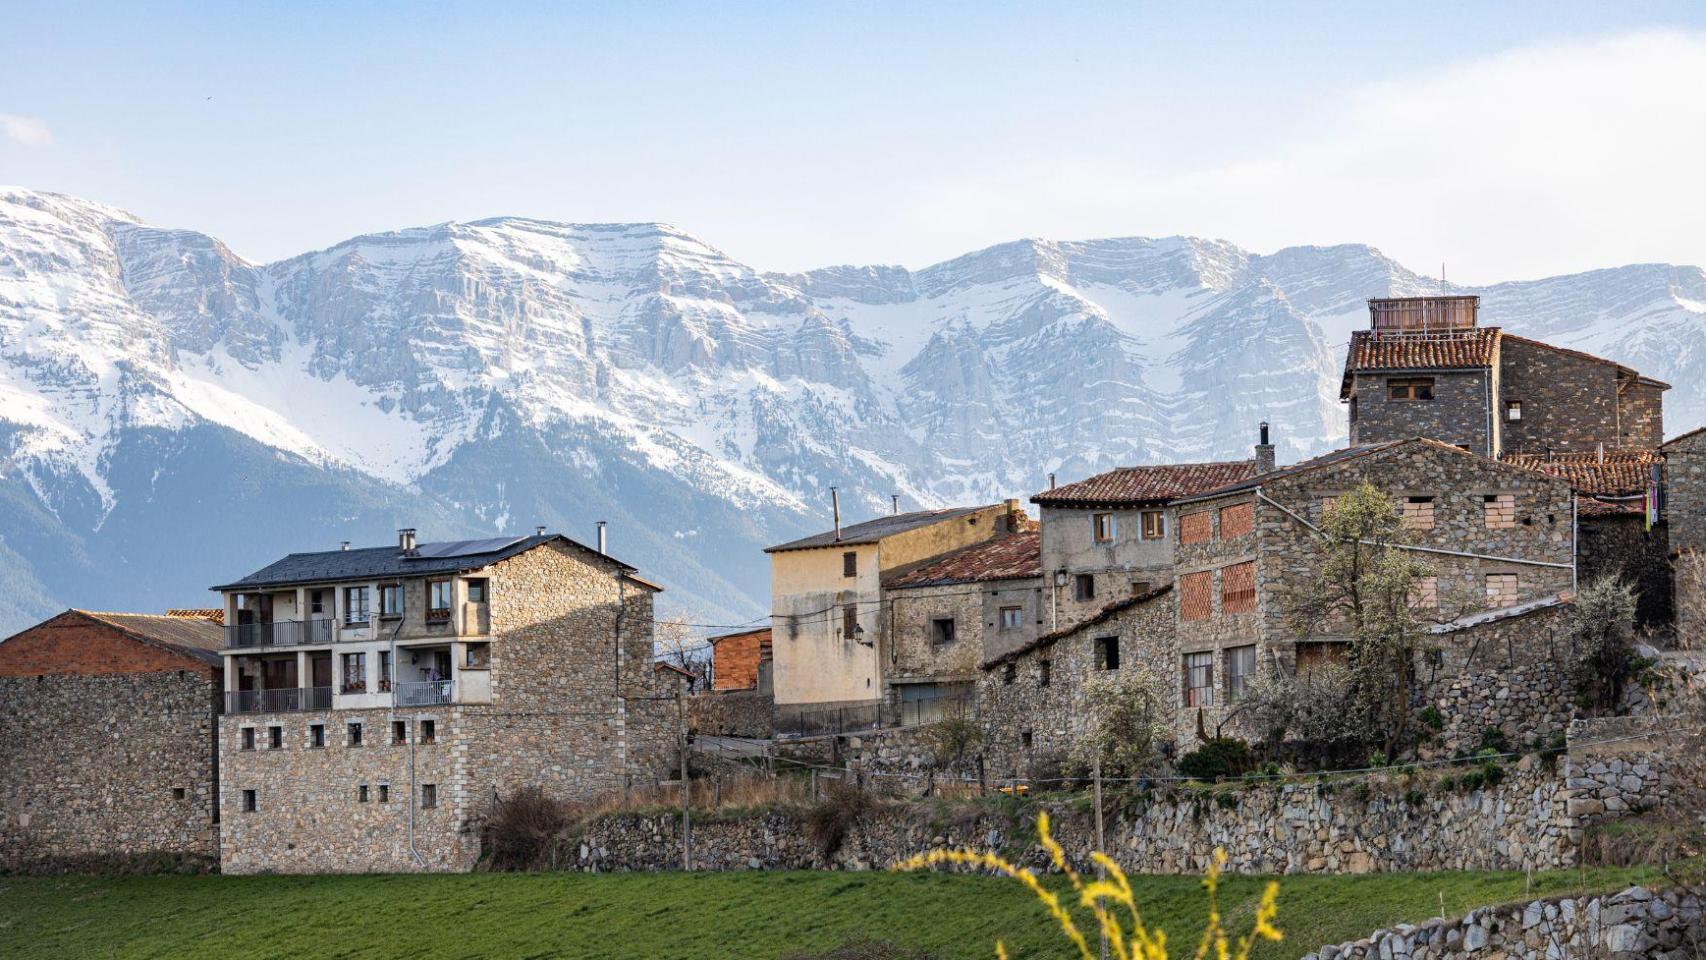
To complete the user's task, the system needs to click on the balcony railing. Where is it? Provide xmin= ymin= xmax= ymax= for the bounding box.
xmin=395 ymin=680 xmax=453 ymax=707
xmin=225 ymin=618 xmax=335 ymax=649
xmin=225 ymin=686 xmax=334 ymax=714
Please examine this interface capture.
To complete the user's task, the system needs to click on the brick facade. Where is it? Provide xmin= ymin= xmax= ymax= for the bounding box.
xmin=708 ymin=628 xmax=770 ymax=692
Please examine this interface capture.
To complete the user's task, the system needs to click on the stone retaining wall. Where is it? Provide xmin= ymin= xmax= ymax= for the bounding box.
xmin=1302 ymin=886 xmax=1703 ymax=960
xmin=688 ymin=690 xmax=775 ymax=738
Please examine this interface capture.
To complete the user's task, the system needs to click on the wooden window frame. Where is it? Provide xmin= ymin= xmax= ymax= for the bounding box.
xmin=1074 ymin=573 xmax=1096 ymax=602
xmin=999 ymin=605 xmax=1023 ymax=631
xmin=1092 ymin=512 xmax=1116 ymax=543
xmin=1183 ymin=651 xmax=1214 ymax=707
xmin=842 ymin=551 xmax=857 ymax=578
xmin=1140 ymin=510 xmax=1166 ymax=540
xmin=1386 ymin=377 xmax=1436 ymax=401
xmin=427 ymin=580 xmax=454 ymax=622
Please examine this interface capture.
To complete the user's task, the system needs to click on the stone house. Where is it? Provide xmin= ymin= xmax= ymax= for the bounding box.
xmin=978 ymin=586 xmax=1176 ymax=780
xmin=0 ymin=609 xmax=224 ymax=870
xmin=764 ymin=501 xmax=1028 ymax=721
xmin=1662 ymin=426 xmax=1706 ymax=634
xmin=1342 ymin=296 xmax=1667 ymax=457
xmin=1030 ymin=450 xmax=1260 ymax=632
xmin=210 ymin=529 xmax=673 ymax=873
xmin=880 ymin=529 xmax=1042 ymax=723
xmin=707 ymin=627 xmax=772 ymax=693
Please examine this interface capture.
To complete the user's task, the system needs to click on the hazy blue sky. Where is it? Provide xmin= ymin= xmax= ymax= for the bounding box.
xmin=5 ymin=2 xmax=1705 ymax=281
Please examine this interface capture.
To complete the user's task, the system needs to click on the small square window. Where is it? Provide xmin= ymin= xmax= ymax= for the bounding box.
xmin=348 ymin=722 xmax=363 ymax=747
xmin=1140 ymin=510 xmax=1166 ymax=540
xmin=1074 ymin=573 xmax=1096 ymax=602
xmin=1092 ymin=512 xmax=1116 ymax=543
xmin=421 ymin=784 xmax=437 ymax=809
xmin=420 ymin=719 xmax=436 ymax=744
xmin=378 ymin=784 xmax=390 ymax=803
xmin=309 ymin=724 xmax=325 ymax=749
xmin=392 ymin=720 xmax=408 ymax=744
xmin=1038 ymin=660 xmax=1051 ymax=687
xmin=172 ymin=787 xmax=187 ymax=801
xmin=241 ymin=727 xmax=255 ymax=751
xmin=241 ymin=789 xmax=257 ymax=813
xmin=842 ymin=551 xmax=857 ymax=578
xmin=268 ymin=725 xmax=283 ymax=750
xmin=1094 ymin=636 xmax=1120 ymax=671
xmin=999 ymin=605 xmax=1023 ymax=631
xmin=1020 ymin=730 xmax=1033 ymax=751
xmin=465 ymin=578 xmax=488 ymax=603
xmin=1131 ymin=580 xmax=1152 ymax=596
xmin=1506 ymin=400 xmax=1522 ymax=421
xmin=930 ymin=618 xmax=956 ymax=646
xmin=358 ymin=784 xmax=370 ymax=803
xmin=1401 ymin=496 xmax=1436 ymax=530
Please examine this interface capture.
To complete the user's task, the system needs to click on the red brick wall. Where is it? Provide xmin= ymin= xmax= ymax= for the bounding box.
xmin=1179 ymin=572 xmax=1212 ymax=621
xmin=1178 ymin=511 xmax=1212 ymax=545
xmin=0 ymin=612 xmax=215 ymax=678
xmin=711 ymin=629 xmax=771 ymax=691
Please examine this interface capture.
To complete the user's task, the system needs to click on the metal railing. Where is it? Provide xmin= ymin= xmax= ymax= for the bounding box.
xmin=224 ymin=686 xmax=333 ymax=714
xmin=224 ymin=618 xmax=335 ymax=649
xmin=395 ymin=680 xmax=453 ymax=706
xmin=775 ymin=691 xmax=974 ymax=739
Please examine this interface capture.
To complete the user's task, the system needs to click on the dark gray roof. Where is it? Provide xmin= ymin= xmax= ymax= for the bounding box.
xmin=210 ymin=534 xmax=631 ymax=592
xmin=763 ymin=506 xmax=992 ymax=553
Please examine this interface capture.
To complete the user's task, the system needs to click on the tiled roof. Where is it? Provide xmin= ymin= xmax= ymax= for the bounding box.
xmin=1032 ymin=461 xmax=1256 ymax=507
xmin=1340 ymin=328 xmax=1501 ymax=398
xmin=981 ymin=584 xmax=1172 ymax=669
xmin=1575 ymin=495 xmax=1644 ymax=518
xmin=72 ymin=610 xmax=226 ymax=666
xmin=764 ymin=506 xmax=996 ymax=553
xmin=885 ymin=532 xmax=1042 ymax=589
xmin=1501 ymin=451 xmax=1660 ymax=496
xmin=211 ymin=534 xmax=629 ymax=592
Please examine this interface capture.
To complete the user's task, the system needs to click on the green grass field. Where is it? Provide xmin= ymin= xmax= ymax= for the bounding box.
xmin=0 ymin=866 xmax=1657 ymax=960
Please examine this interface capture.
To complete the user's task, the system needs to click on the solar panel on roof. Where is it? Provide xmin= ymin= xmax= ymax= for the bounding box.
xmin=407 ymin=536 xmax=527 ymax=559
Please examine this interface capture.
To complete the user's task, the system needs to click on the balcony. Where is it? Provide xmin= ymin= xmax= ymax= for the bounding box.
xmin=225 ymin=686 xmax=334 ymax=714
xmin=395 ymin=680 xmax=453 ymax=707
xmin=225 ymin=618 xmax=335 ymax=650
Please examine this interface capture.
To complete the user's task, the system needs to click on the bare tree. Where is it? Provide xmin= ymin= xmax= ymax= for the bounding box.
xmin=654 ymin=614 xmax=711 ymax=692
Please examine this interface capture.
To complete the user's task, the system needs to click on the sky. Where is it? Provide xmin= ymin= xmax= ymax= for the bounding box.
xmin=3 ymin=1 xmax=1705 ymax=283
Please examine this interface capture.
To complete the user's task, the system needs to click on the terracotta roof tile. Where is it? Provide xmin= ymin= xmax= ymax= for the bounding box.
xmin=1340 ymin=328 xmax=1500 ymax=398
xmin=1032 ymin=461 xmax=1255 ymax=507
xmin=1501 ymin=451 xmax=1660 ymax=496
xmin=885 ymin=532 xmax=1041 ymax=589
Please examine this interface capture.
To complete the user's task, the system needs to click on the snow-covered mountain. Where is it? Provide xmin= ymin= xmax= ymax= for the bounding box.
xmin=4 ymin=186 xmax=1705 ymax=634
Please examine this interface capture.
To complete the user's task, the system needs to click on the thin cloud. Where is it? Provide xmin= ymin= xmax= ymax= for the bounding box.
xmin=0 ymin=114 xmax=53 ymax=147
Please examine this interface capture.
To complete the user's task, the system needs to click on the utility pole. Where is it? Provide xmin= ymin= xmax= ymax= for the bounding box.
xmin=678 ymin=692 xmax=691 ymax=871
xmin=1094 ymin=754 xmax=1107 ymax=960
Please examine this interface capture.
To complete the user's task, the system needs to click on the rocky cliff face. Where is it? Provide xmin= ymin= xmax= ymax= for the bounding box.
xmin=3 ymin=186 xmax=1703 ymax=631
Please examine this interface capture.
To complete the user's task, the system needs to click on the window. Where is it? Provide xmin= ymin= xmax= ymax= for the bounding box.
xmin=1180 ymin=570 xmax=1213 ymax=621
xmin=1401 ymin=496 xmax=1436 ymax=530
xmin=999 ymin=605 xmax=1023 ymax=631
xmin=1038 ymin=659 xmax=1051 ymax=687
xmin=930 ymin=617 xmax=956 ymax=646
xmin=465 ymin=642 xmax=491 ymax=668
xmin=465 ymin=578 xmax=488 ymax=603
xmin=1131 ymin=580 xmax=1152 ymax=596
xmin=1412 ymin=576 xmax=1439 ymax=610
xmin=1074 ymin=573 xmax=1096 ymax=601
xmin=345 ymin=586 xmax=371 ymax=624
xmin=380 ymin=584 xmax=403 ymax=617
xmin=1483 ymin=493 xmax=1516 ymax=529
xmin=843 ymin=551 xmax=857 ymax=578
xmin=358 ymin=784 xmax=370 ymax=803
xmin=241 ymin=727 xmax=255 ymax=751
xmin=1093 ymin=636 xmax=1120 ymax=671
xmin=1506 ymin=399 xmax=1522 ymax=421
xmin=1225 ymin=645 xmax=1256 ymax=702
xmin=310 ymin=589 xmax=326 ymax=615
xmin=392 ymin=720 xmax=408 ymax=744
xmin=1387 ymin=377 xmax=1435 ymax=401
xmin=268 ymin=725 xmax=283 ymax=750
xmin=347 ymin=722 xmax=363 ymax=747
xmin=1221 ymin=561 xmax=1256 ymax=615
xmin=241 ymin=789 xmax=257 ymax=813
xmin=1178 ymin=511 xmax=1212 ymax=544
xmin=378 ymin=784 xmax=390 ymax=803
xmin=1184 ymin=652 xmax=1214 ymax=707
xmin=378 ymin=651 xmax=393 ymax=692
xmin=420 ymin=719 xmax=436 ymax=744
xmin=341 ymin=652 xmax=367 ymax=694
xmin=428 ymin=581 xmax=453 ymax=621
xmin=1140 ymin=510 xmax=1166 ymax=540
xmin=1485 ymin=573 xmax=1519 ymax=607
xmin=1219 ymin=502 xmax=1254 ymax=539
xmin=1020 ymin=730 xmax=1033 ymax=752
xmin=841 ymin=604 xmax=858 ymax=640
xmin=421 ymin=783 xmax=438 ymax=809
xmin=1003 ymin=663 xmax=1017 ymax=685
xmin=1092 ymin=512 xmax=1116 ymax=543
xmin=309 ymin=723 xmax=325 ymax=749
xmin=172 ymin=787 xmax=187 ymax=801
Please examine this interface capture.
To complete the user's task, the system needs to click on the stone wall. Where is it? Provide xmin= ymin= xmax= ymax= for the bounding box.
xmin=688 ymin=689 xmax=775 ymax=738
xmin=1423 ymin=604 xmax=1576 ymax=756
xmin=1578 ymin=510 xmax=1673 ymax=628
xmin=0 ymin=672 xmax=220 ymax=870
xmin=1302 ymin=886 xmax=1703 ymax=960
xmin=1038 ymin=504 xmax=1176 ymax=630
xmin=1500 ymin=335 xmax=1665 ymax=455
xmin=1348 ymin=368 xmax=1494 ymax=454
xmin=884 ymin=579 xmax=988 ymax=685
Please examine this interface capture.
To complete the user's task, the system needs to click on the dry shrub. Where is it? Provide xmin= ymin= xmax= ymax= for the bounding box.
xmin=806 ymin=777 xmax=874 ymax=861
xmin=483 ymin=786 xmax=572 ymax=871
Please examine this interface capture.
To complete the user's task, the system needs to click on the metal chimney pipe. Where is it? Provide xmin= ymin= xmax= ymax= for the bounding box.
xmin=595 ymin=521 xmax=608 ymax=555
xmin=535 ymin=525 xmax=547 ymax=537
xmin=1048 ymin=472 xmax=1056 ymax=490
xmin=831 ymin=487 xmax=842 ymax=541
xmin=398 ymin=528 xmax=416 ymax=552
xmin=891 ymin=494 xmax=899 ymax=515
xmin=340 ymin=540 xmax=350 ymax=552
xmin=1260 ymin=421 xmax=1270 ymax=446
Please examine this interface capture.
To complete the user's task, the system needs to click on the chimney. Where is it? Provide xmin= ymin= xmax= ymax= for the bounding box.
xmin=891 ymin=494 xmax=900 ymax=516
xmin=595 ymin=521 xmax=608 ymax=555
xmin=398 ymin=528 xmax=417 ymax=553
xmin=831 ymin=487 xmax=842 ymax=541
xmin=1003 ymin=498 xmax=1024 ymax=534
xmin=1255 ymin=422 xmax=1276 ymax=475
xmin=1048 ymin=472 xmax=1057 ymax=490
xmin=340 ymin=540 xmax=350 ymax=552
xmin=535 ymin=525 xmax=547 ymax=537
